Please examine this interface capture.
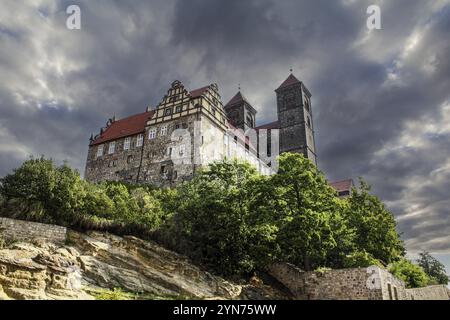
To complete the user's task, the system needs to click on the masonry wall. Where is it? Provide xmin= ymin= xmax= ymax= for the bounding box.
xmin=0 ymin=217 xmax=67 ymax=244
xmin=407 ymin=285 xmax=450 ymax=300
xmin=268 ymin=263 xmax=449 ymax=300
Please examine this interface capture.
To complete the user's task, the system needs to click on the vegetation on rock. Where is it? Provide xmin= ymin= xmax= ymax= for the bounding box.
xmin=1 ymin=153 xmax=443 ymax=282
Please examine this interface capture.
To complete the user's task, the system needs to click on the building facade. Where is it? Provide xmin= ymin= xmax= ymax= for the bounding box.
xmin=85 ymin=73 xmax=317 ymax=187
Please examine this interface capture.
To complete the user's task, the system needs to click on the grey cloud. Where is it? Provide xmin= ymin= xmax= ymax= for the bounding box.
xmin=0 ymin=0 xmax=450 ymax=262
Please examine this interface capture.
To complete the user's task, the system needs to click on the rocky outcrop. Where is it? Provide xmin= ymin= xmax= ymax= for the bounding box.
xmin=0 ymin=230 xmax=289 ymax=300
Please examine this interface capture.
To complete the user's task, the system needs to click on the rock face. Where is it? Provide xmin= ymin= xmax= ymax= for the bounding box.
xmin=0 ymin=230 xmax=289 ymax=300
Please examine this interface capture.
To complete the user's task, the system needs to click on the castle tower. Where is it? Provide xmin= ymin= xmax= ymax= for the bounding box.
xmin=275 ymin=73 xmax=317 ymax=165
xmin=224 ymin=91 xmax=257 ymax=133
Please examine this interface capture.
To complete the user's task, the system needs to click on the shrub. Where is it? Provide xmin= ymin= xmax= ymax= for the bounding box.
xmin=389 ymin=259 xmax=430 ymax=288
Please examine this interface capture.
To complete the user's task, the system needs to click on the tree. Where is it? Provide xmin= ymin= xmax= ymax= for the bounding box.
xmin=389 ymin=259 xmax=430 ymax=288
xmin=163 ymin=159 xmax=278 ymax=276
xmin=272 ymin=153 xmax=354 ymax=270
xmin=417 ymin=251 xmax=449 ymax=285
xmin=345 ymin=179 xmax=405 ymax=265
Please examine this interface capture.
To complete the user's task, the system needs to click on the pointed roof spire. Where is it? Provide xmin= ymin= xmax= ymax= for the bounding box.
xmin=276 ymin=73 xmax=301 ymax=90
xmin=225 ymin=91 xmax=249 ymax=107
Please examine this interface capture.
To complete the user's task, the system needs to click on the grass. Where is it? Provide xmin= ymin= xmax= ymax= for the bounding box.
xmin=89 ymin=288 xmax=192 ymax=300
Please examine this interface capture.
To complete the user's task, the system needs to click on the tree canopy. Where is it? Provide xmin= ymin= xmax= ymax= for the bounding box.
xmin=0 ymin=153 xmax=411 ymax=277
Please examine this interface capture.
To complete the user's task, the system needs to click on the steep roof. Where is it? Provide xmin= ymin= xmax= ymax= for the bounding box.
xmin=276 ymin=73 xmax=301 ymax=90
xmin=91 ymin=110 xmax=155 ymax=146
xmin=225 ymin=91 xmax=249 ymax=107
xmin=330 ymin=179 xmax=354 ymax=193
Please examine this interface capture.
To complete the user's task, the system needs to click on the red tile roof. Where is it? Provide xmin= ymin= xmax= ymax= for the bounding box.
xmin=277 ymin=73 xmax=301 ymax=90
xmin=190 ymin=86 xmax=209 ymax=98
xmin=255 ymin=121 xmax=280 ymax=130
xmin=91 ymin=110 xmax=155 ymax=146
xmin=330 ymin=179 xmax=354 ymax=193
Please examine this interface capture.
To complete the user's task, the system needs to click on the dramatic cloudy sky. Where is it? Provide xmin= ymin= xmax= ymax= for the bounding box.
xmin=0 ymin=0 xmax=449 ymax=274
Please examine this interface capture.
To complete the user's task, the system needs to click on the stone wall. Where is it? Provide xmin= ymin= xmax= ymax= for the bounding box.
xmin=268 ymin=263 xmax=449 ymax=300
xmin=0 ymin=218 xmax=67 ymax=244
xmin=407 ymin=285 xmax=450 ymax=300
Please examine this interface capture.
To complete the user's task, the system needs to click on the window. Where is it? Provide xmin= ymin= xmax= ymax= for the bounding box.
xmin=96 ymin=144 xmax=104 ymax=158
xmin=164 ymin=108 xmax=172 ymax=116
xmin=387 ymin=283 xmax=393 ymax=300
xmin=175 ymin=124 xmax=180 ymax=130
xmin=393 ymin=287 xmax=398 ymax=300
xmin=124 ymin=137 xmax=131 ymax=150
xmin=148 ymin=128 xmax=156 ymax=139
xmin=169 ymin=95 xmax=179 ymax=103
xmin=175 ymin=105 xmax=183 ymax=113
xmin=167 ymin=147 xmax=172 ymax=156
xmin=127 ymin=155 xmax=133 ymax=164
xmin=212 ymin=108 xmax=216 ymax=116
xmin=160 ymin=126 xmax=168 ymax=136
xmin=182 ymin=122 xmax=187 ymax=129
xmin=108 ymin=142 xmax=115 ymax=154
xmin=136 ymin=134 xmax=144 ymax=147
xmin=160 ymin=165 xmax=166 ymax=174
xmin=173 ymin=171 xmax=178 ymax=179
xmin=179 ymin=144 xmax=185 ymax=155
xmin=307 ymin=116 xmax=311 ymax=128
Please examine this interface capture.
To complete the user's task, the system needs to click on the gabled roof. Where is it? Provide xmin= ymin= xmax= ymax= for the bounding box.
xmin=330 ymin=179 xmax=354 ymax=193
xmin=91 ymin=110 xmax=155 ymax=146
xmin=276 ymin=73 xmax=301 ymax=90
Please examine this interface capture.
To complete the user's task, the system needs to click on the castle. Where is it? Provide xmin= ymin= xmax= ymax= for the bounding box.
xmin=84 ymin=73 xmax=321 ymax=187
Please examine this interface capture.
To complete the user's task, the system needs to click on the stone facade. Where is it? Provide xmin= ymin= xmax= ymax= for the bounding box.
xmin=84 ymin=74 xmax=315 ymax=186
xmin=268 ymin=263 xmax=449 ymax=300
xmin=0 ymin=217 xmax=67 ymax=245
xmin=276 ymin=74 xmax=317 ymax=165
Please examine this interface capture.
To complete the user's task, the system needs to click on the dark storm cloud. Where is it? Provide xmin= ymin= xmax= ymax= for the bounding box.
xmin=0 ymin=0 xmax=450 ymax=265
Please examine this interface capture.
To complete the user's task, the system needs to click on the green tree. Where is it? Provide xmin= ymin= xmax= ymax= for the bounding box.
xmin=345 ymin=179 xmax=405 ymax=265
xmin=417 ymin=251 xmax=449 ymax=285
xmin=389 ymin=259 xmax=430 ymax=288
xmin=164 ymin=159 xmax=277 ymax=276
xmin=272 ymin=153 xmax=354 ymax=270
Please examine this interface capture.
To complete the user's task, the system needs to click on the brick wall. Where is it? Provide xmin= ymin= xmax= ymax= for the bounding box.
xmin=0 ymin=217 xmax=67 ymax=244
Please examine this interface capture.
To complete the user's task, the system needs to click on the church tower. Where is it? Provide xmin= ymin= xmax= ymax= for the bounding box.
xmin=275 ymin=73 xmax=317 ymax=165
xmin=224 ymin=91 xmax=257 ymax=133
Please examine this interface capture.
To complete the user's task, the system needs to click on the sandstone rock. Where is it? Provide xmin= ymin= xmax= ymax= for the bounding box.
xmin=0 ymin=229 xmax=289 ymax=300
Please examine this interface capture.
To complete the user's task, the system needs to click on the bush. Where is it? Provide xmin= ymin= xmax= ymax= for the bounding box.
xmin=389 ymin=259 xmax=430 ymax=288
xmin=0 ymin=157 xmax=166 ymax=237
